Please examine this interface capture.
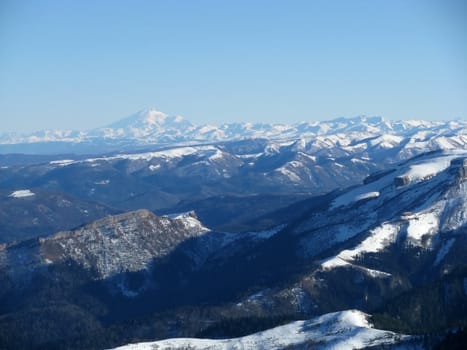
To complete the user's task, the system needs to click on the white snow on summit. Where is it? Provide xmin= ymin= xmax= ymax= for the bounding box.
xmin=110 ymin=310 xmax=410 ymax=350
xmin=165 ymin=211 xmax=210 ymax=234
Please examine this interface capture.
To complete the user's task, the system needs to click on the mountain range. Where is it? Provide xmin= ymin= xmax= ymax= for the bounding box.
xmin=1 ymin=109 xmax=466 ymax=155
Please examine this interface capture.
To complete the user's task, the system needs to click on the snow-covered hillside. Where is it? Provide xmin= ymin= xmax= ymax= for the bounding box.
xmin=111 ymin=310 xmax=412 ymax=350
xmin=295 ymin=151 xmax=467 ymax=260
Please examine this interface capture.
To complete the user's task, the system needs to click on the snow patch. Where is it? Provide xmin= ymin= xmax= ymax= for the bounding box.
xmin=321 ymin=256 xmax=350 ymax=269
xmin=369 ymin=134 xmax=403 ymax=148
xmin=406 ymin=212 xmax=439 ymax=242
xmin=355 ymin=191 xmax=380 ymax=201
xmin=95 ymin=180 xmax=110 ymax=185
xmin=321 ymin=257 xmax=391 ymax=278
xmin=321 ymin=223 xmax=397 ymax=277
xmin=208 ymin=149 xmax=225 ymax=161
xmin=339 ymin=223 xmax=399 ymax=260
xmin=402 ymin=156 xmax=456 ymax=183
xmin=276 ymin=167 xmax=301 ymax=182
xmin=50 ymin=159 xmax=76 ymax=166
xmin=9 ymin=189 xmax=35 ymax=198
xmin=362 ymin=267 xmax=392 ymax=278
xmin=331 ymin=173 xmax=391 ymax=209
xmin=166 ymin=212 xmax=210 ymax=233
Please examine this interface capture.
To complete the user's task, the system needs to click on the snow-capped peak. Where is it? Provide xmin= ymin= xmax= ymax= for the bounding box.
xmin=106 ymin=109 xmax=190 ymax=129
xmin=97 ymin=109 xmax=193 ymax=140
xmin=165 ymin=211 xmax=210 ymax=234
xmin=141 ymin=109 xmax=168 ymax=126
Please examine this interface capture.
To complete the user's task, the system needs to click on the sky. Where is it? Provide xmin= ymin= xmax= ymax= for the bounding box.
xmin=0 ymin=0 xmax=466 ymax=132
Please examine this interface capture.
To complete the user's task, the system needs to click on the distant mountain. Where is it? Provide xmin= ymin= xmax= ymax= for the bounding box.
xmin=98 ymin=109 xmax=194 ymax=141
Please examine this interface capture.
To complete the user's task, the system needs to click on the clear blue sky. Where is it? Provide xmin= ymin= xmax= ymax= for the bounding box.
xmin=1 ymin=0 xmax=466 ymax=132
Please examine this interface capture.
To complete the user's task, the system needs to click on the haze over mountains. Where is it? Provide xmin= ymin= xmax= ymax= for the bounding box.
xmin=1 ymin=109 xmax=466 ymax=349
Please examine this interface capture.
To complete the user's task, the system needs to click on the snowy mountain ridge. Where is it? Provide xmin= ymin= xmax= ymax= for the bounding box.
xmin=1 ymin=109 xmax=466 ymax=148
xmin=110 ymin=310 xmax=412 ymax=350
xmin=321 ymin=153 xmax=467 ymax=272
xmin=294 ymin=151 xmax=467 ymax=260
xmin=0 ymin=209 xmax=212 ymax=280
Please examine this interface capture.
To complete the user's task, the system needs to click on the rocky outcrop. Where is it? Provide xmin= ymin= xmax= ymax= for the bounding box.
xmin=394 ymin=175 xmax=410 ymax=187
xmin=2 ymin=209 xmax=211 ymax=280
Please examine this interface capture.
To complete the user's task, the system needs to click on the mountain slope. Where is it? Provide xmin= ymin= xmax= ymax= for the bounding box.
xmin=0 ymin=188 xmax=117 ymax=243
xmin=205 ymin=151 xmax=467 ymax=334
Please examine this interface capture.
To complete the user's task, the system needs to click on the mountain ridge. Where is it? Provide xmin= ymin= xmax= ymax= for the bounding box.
xmin=1 ymin=109 xmax=465 ymax=148
xmin=111 ymin=309 xmax=413 ymax=350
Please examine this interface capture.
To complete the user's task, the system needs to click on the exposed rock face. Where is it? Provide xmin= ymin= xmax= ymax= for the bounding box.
xmin=2 ymin=209 xmax=210 ymax=279
xmin=394 ymin=175 xmax=410 ymax=187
